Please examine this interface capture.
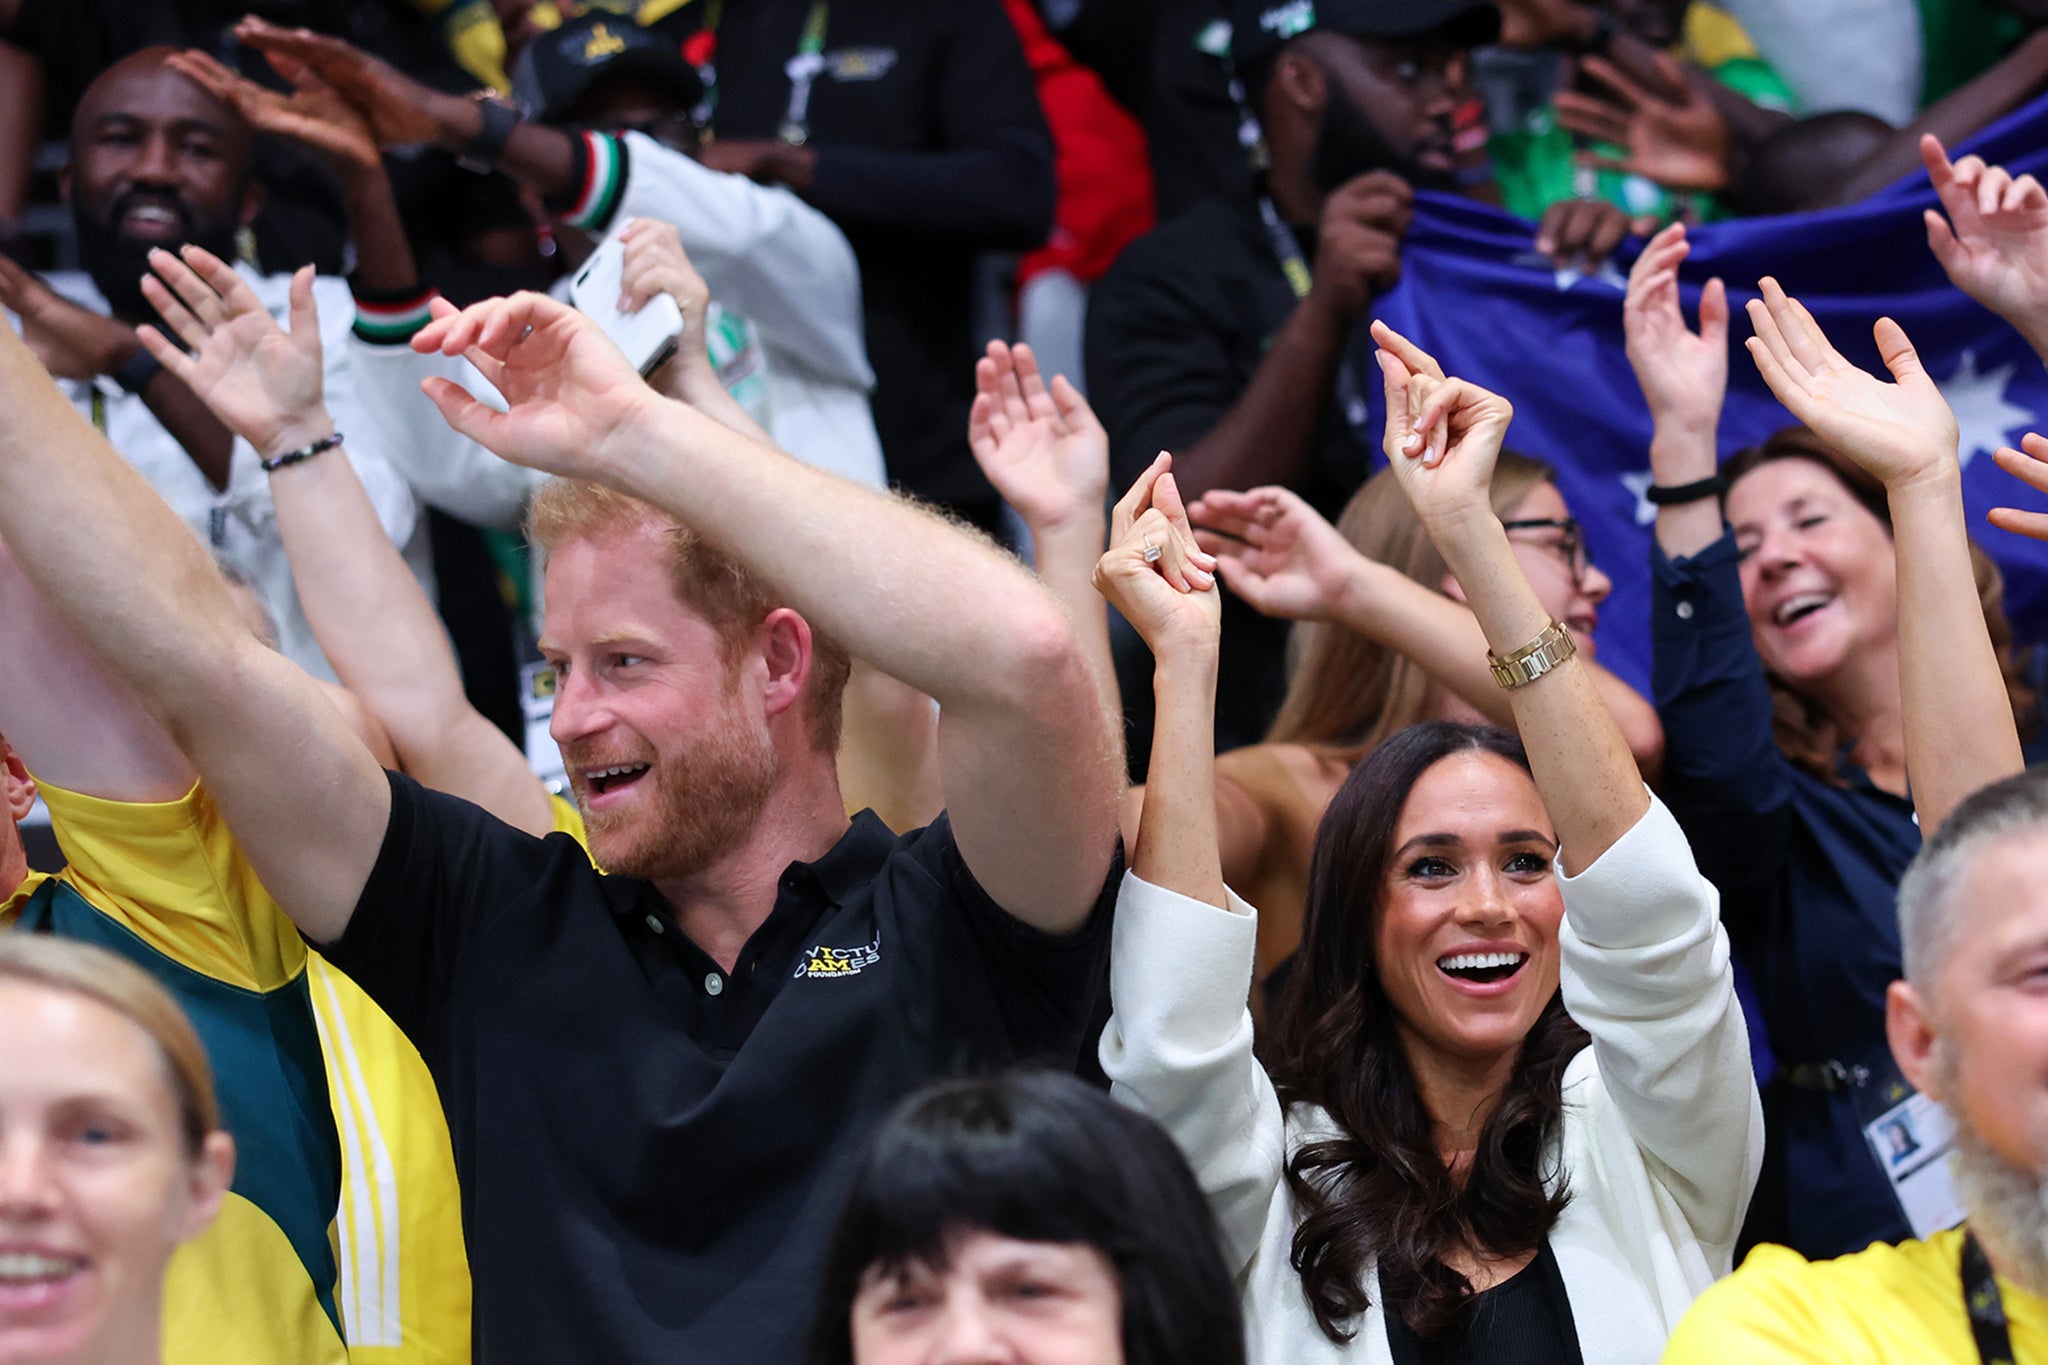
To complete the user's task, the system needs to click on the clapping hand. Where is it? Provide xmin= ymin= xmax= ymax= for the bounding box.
xmin=135 ymin=245 xmax=333 ymax=457
xmin=0 ymin=255 xmax=140 ymax=381
xmin=231 ymin=16 xmax=443 ymax=150
xmin=1188 ymin=485 xmax=1360 ymax=624
xmin=1623 ymin=222 xmax=1729 ymax=439
xmin=411 ymin=291 xmax=666 ymax=481
xmin=1092 ymin=454 xmax=1220 ymax=656
xmin=1922 ymin=134 xmax=2048 ymax=331
xmin=967 ymin=341 xmax=1107 ymax=534
xmin=167 ymin=47 xmax=380 ymax=175
xmin=1372 ymin=321 xmax=1515 ymax=531
xmin=1745 ymin=277 xmax=1959 ymax=493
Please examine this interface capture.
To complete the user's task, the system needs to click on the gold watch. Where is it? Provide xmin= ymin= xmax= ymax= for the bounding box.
xmin=1488 ymin=620 xmax=1577 ymax=690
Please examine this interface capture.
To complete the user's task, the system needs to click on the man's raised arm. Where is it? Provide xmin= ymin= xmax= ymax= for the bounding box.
xmin=416 ymin=292 xmax=1123 ymax=934
xmin=0 ymin=276 xmax=389 ymax=942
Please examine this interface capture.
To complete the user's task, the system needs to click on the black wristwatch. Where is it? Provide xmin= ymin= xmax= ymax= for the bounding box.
xmin=457 ymin=98 xmax=519 ymax=174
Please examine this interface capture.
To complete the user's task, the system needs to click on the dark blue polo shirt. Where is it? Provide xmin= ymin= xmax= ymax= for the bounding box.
xmin=325 ymin=771 xmax=1117 ymax=1364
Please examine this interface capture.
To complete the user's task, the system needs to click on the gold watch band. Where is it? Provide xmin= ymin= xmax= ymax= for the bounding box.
xmin=1488 ymin=620 xmax=1577 ymax=690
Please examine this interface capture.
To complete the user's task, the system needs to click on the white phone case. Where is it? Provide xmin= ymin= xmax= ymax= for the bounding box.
xmin=569 ymin=235 xmax=685 ymax=376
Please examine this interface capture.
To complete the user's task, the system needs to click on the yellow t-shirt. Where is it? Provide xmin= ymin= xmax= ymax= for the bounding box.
xmin=3 ymin=779 xmax=349 ymax=1365
xmin=1664 ymin=1228 xmax=2048 ymax=1362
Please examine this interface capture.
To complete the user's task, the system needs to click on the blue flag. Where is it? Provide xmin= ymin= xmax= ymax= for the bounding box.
xmin=1365 ymin=96 xmax=2048 ymax=693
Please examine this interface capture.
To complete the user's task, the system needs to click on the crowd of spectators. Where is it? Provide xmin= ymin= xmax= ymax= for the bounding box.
xmin=3 ymin=0 xmax=2048 ymax=1362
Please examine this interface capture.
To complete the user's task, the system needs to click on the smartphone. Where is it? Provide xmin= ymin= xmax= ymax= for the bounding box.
xmin=569 ymin=234 xmax=685 ymax=377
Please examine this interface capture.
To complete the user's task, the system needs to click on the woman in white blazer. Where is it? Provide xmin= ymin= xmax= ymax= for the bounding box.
xmin=1094 ymin=325 xmax=1764 ymax=1365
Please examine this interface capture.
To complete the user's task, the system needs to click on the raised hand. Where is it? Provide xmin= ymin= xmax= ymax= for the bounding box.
xmin=967 ymin=341 xmax=1108 ymax=534
xmin=1744 ymin=277 xmax=1959 ymax=492
xmin=1372 ymin=321 xmax=1513 ymax=529
xmin=231 ymin=16 xmax=443 ymax=149
xmin=0 ymin=255 xmax=139 ymax=381
xmin=1922 ymin=134 xmax=2048 ymax=333
xmin=166 ymin=48 xmax=379 ymax=174
xmin=411 ymin=291 xmax=667 ymax=480
xmin=134 ymin=245 xmax=331 ymax=456
xmin=1989 ymin=432 xmax=2048 ymax=540
xmin=1092 ymin=454 xmax=1219 ymax=656
xmin=1187 ymin=485 xmax=1359 ymax=623
xmin=1623 ymin=222 xmax=1729 ymax=440
xmin=1552 ymin=53 xmax=1734 ymax=193
xmin=616 ymin=217 xmax=709 ymax=371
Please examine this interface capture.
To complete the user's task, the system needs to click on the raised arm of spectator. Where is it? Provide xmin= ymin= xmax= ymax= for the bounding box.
xmin=0 ymin=536 xmax=192 ymax=804
xmin=0 ymin=278 xmax=390 ymax=941
xmin=1921 ymin=134 xmax=2048 ymax=365
xmin=967 ymin=340 xmax=1118 ymax=701
xmin=1096 ymin=464 xmax=1224 ymax=907
xmin=134 ymin=246 xmax=559 ymax=837
xmin=412 ymin=290 xmax=1121 ymax=932
xmin=1375 ymin=322 xmax=1647 ymax=871
xmin=168 ymin=47 xmax=420 ymax=298
xmin=1188 ymin=481 xmax=1664 ymax=779
xmin=1745 ymin=279 xmax=2023 ymax=833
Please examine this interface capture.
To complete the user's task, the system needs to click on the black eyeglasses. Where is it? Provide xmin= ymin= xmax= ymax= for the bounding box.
xmin=1501 ymin=516 xmax=1590 ymax=584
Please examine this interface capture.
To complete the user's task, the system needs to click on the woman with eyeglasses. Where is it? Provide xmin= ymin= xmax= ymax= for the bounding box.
xmin=967 ymin=343 xmax=1659 ymax=1029
xmin=1625 ymin=221 xmax=2047 ymax=1259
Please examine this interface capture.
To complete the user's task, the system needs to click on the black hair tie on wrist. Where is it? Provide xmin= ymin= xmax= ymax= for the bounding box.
xmin=261 ymin=431 xmax=344 ymax=473
xmin=1645 ymin=474 xmax=1728 ymax=506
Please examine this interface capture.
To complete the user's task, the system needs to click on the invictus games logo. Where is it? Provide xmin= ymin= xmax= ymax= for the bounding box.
xmin=795 ymin=934 xmax=881 ymax=979
xmin=1259 ymin=0 xmax=1316 ymax=39
xmin=581 ymin=23 xmax=628 ymax=62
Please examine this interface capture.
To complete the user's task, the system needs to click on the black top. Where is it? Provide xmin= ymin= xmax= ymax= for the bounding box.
xmin=326 ymin=771 xmax=1117 ymax=1365
xmin=1084 ymin=198 xmax=1377 ymax=757
xmin=1384 ymin=1241 xmax=1584 ymax=1365
xmin=656 ymin=0 xmax=1056 ymax=522
xmin=1054 ymin=0 xmax=1254 ymax=222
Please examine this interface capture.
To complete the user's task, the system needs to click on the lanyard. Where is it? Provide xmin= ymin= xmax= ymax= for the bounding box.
xmin=93 ymin=380 xmax=228 ymax=546
xmin=777 ymin=1 xmax=830 ymax=146
xmin=688 ymin=0 xmax=829 ymax=146
xmin=1255 ymin=194 xmax=1371 ymax=445
xmin=1962 ymin=1231 xmax=2017 ymax=1365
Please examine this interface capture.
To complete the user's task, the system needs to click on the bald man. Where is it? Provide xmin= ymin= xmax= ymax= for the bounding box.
xmin=0 ymin=48 xmax=424 ymax=683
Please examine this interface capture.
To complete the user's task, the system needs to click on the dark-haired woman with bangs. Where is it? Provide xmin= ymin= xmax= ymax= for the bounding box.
xmin=1097 ymin=326 xmax=1762 ymax=1362
xmin=808 ymin=1070 xmax=1244 ymax=1365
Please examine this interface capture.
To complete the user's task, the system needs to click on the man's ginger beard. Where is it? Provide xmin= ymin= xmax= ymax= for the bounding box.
xmin=1938 ymin=1043 xmax=2048 ymax=1296
xmin=567 ymin=666 xmax=778 ymax=882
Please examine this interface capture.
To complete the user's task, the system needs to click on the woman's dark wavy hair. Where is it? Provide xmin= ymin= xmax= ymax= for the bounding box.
xmin=1265 ymin=722 xmax=1590 ymax=1343
xmin=807 ymin=1071 xmax=1246 ymax=1365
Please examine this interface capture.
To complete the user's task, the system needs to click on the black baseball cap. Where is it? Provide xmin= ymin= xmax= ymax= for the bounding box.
xmin=1230 ymin=0 xmax=1502 ymax=71
xmin=512 ymin=12 xmax=706 ymax=123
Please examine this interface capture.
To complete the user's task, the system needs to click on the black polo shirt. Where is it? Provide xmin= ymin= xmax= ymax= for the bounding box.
xmin=1085 ymin=198 xmax=1377 ymax=759
xmin=325 ymin=770 xmax=1116 ymax=1364
xmin=654 ymin=0 xmax=1056 ymax=527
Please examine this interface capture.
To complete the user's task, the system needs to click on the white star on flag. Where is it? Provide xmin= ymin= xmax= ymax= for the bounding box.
xmin=1935 ymin=350 xmax=2033 ymax=470
xmin=1620 ymin=470 xmax=1659 ymax=525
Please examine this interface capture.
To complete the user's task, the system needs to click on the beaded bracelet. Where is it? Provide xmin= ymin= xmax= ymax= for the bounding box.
xmin=261 ymin=431 xmax=344 ymax=473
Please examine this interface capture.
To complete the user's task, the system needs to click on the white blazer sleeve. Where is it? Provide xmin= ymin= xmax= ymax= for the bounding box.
xmin=612 ymin=131 xmax=874 ymax=390
xmin=1099 ymin=871 xmax=1290 ymax=1276
xmin=1556 ymin=793 xmax=1765 ymax=1253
